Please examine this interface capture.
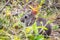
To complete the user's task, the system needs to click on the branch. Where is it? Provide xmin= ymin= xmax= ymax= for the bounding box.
xmin=0 ymin=0 xmax=10 ymax=13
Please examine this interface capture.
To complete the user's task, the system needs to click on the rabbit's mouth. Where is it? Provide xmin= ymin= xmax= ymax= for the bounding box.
xmin=20 ymin=17 xmax=36 ymax=26
xmin=20 ymin=19 xmax=24 ymax=23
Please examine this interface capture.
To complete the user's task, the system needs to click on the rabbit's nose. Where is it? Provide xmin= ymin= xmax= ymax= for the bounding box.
xmin=20 ymin=19 xmax=24 ymax=23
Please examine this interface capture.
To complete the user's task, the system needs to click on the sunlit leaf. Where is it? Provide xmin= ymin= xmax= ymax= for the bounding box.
xmin=38 ymin=26 xmax=48 ymax=30
xmin=14 ymin=35 xmax=20 ymax=40
xmin=32 ymin=22 xmax=38 ymax=35
xmin=5 ymin=6 xmax=11 ymax=16
xmin=25 ymin=27 xmax=32 ymax=33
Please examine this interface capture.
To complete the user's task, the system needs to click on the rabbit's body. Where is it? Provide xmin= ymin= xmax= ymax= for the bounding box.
xmin=20 ymin=13 xmax=52 ymax=37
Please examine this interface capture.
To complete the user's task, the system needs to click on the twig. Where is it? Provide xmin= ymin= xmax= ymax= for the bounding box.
xmin=0 ymin=0 xmax=10 ymax=13
xmin=23 ymin=0 xmax=34 ymax=9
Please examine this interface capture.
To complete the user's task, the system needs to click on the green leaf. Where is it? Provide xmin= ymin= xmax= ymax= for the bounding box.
xmin=32 ymin=22 xmax=38 ymax=35
xmin=52 ymin=25 xmax=59 ymax=30
xmin=40 ymin=0 xmax=45 ymax=5
xmin=38 ymin=26 xmax=48 ymax=30
xmin=35 ymin=35 xmax=44 ymax=40
xmin=28 ymin=35 xmax=35 ymax=40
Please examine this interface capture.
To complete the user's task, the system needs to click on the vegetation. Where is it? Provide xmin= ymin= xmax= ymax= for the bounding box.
xmin=0 ymin=0 xmax=60 ymax=40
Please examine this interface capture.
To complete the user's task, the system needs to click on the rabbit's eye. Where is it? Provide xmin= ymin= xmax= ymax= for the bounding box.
xmin=25 ymin=16 xmax=28 ymax=19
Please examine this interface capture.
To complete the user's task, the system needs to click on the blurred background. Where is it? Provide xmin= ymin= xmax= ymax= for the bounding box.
xmin=0 ymin=0 xmax=60 ymax=40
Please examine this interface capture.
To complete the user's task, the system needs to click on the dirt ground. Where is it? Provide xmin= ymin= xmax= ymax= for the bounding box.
xmin=49 ymin=28 xmax=60 ymax=40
